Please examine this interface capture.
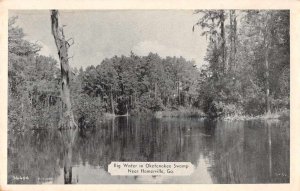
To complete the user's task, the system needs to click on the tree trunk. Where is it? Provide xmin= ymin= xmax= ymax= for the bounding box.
xmin=265 ymin=45 xmax=271 ymax=113
xmin=51 ymin=10 xmax=77 ymax=129
xmin=154 ymin=82 xmax=157 ymax=100
xmin=110 ymin=90 xmax=114 ymax=114
xmin=265 ymin=13 xmax=271 ymax=114
xmin=229 ymin=11 xmax=233 ymax=71
xmin=220 ymin=10 xmax=226 ymax=73
xmin=134 ymin=91 xmax=137 ymax=108
xmin=177 ymin=81 xmax=181 ymax=105
xmin=233 ymin=11 xmax=237 ymax=71
xmin=167 ymin=96 xmax=170 ymax=106
xmin=229 ymin=10 xmax=237 ymax=72
xmin=21 ymin=100 xmax=25 ymax=129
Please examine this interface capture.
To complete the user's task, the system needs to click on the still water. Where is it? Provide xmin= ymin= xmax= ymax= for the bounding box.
xmin=8 ymin=116 xmax=289 ymax=184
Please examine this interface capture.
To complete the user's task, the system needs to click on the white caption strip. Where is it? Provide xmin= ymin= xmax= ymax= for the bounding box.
xmin=108 ymin=162 xmax=194 ymax=176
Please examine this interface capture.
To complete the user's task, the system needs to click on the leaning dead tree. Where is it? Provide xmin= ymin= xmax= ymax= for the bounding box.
xmin=51 ymin=10 xmax=77 ymax=129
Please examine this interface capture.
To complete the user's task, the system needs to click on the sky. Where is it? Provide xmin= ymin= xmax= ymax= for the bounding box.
xmin=10 ymin=10 xmax=207 ymax=69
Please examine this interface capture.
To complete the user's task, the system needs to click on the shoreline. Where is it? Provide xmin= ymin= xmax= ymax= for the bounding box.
xmin=153 ymin=109 xmax=289 ymax=121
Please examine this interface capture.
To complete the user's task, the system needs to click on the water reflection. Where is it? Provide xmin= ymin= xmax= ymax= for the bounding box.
xmin=8 ymin=117 xmax=289 ymax=184
xmin=60 ymin=128 xmax=78 ymax=184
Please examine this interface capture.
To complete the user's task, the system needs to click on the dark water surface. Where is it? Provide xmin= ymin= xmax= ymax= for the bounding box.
xmin=8 ymin=116 xmax=289 ymax=184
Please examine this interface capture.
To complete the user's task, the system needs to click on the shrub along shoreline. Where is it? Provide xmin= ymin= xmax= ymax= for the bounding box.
xmin=153 ymin=108 xmax=289 ymax=121
xmin=154 ymin=108 xmax=206 ymax=118
xmin=222 ymin=109 xmax=289 ymax=121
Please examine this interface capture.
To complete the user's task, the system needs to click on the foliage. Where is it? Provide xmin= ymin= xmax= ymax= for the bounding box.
xmin=72 ymin=94 xmax=105 ymax=128
xmin=8 ymin=17 xmax=60 ymax=130
xmin=155 ymin=107 xmax=205 ymax=118
xmin=79 ymin=53 xmax=200 ymax=115
xmin=194 ymin=10 xmax=289 ymax=117
xmin=8 ymin=10 xmax=290 ymax=130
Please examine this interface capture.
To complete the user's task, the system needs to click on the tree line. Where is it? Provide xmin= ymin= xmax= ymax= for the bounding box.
xmin=8 ymin=10 xmax=289 ymax=130
xmin=193 ymin=10 xmax=289 ymax=116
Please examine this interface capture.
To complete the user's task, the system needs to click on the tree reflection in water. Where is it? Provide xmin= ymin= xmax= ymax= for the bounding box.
xmin=60 ymin=128 xmax=78 ymax=184
xmin=8 ymin=117 xmax=289 ymax=184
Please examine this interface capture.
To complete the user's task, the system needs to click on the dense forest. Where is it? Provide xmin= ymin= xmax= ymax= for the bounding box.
xmin=8 ymin=10 xmax=289 ymax=130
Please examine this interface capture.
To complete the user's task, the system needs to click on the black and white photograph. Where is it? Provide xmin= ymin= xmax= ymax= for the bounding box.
xmin=6 ymin=9 xmax=290 ymax=184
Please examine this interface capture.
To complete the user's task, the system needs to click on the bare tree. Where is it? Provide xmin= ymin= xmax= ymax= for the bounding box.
xmin=51 ymin=10 xmax=77 ymax=129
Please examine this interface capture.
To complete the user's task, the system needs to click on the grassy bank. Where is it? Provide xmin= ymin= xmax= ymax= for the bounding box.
xmin=223 ymin=109 xmax=289 ymax=121
xmin=154 ymin=108 xmax=207 ymax=118
xmin=154 ymin=108 xmax=289 ymax=121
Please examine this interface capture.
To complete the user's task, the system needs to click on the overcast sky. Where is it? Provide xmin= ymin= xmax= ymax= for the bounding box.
xmin=10 ymin=10 xmax=207 ymax=69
